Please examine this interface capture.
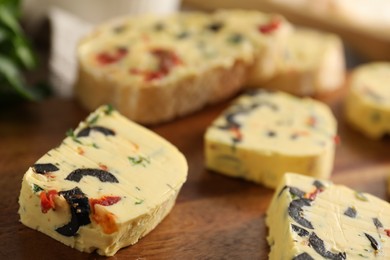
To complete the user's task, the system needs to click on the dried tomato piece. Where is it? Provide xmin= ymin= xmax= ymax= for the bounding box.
xmin=152 ymin=48 xmax=182 ymax=74
xmin=259 ymin=17 xmax=281 ymax=34
xmin=40 ymin=190 xmax=58 ymax=213
xmin=130 ymin=49 xmax=182 ymax=81
xmin=304 ymin=187 xmax=324 ymax=200
xmin=96 ymin=47 xmax=128 ymax=65
xmin=90 ymin=196 xmax=121 ymax=234
xmin=90 ymin=196 xmax=121 ymax=210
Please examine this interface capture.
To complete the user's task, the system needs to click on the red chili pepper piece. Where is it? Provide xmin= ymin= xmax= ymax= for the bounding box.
xmin=129 ymin=49 xmax=182 ymax=81
xmin=230 ymin=126 xmax=243 ymax=142
xmin=385 ymin=229 xmax=390 ymax=237
xmin=307 ymin=116 xmax=317 ymax=127
xmin=90 ymin=196 xmax=121 ymax=210
xmin=40 ymin=190 xmax=58 ymax=213
xmin=259 ymin=18 xmax=281 ymax=34
xmin=152 ymin=48 xmax=182 ymax=74
xmin=96 ymin=47 xmax=128 ymax=65
xmin=304 ymin=188 xmax=324 ymax=200
xmin=334 ymin=135 xmax=341 ymax=145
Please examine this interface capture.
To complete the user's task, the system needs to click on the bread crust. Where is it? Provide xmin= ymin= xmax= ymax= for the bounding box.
xmin=76 ymin=58 xmax=250 ymax=125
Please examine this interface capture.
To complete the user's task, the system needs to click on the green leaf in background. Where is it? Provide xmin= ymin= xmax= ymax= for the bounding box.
xmin=12 ymin=35 xmax=36 ymax=69
xmin=0 ymin=0 xmax=41 ymax=102
xmin=0 ymin=54 xmax=40 ymax=100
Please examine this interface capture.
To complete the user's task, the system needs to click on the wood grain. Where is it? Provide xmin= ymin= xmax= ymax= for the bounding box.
xmin=0 ymin=90 xmax=389 ymax=259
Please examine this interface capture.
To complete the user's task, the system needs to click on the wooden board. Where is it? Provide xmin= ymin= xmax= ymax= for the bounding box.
xmin=0 ymin=89 xmax=389 ymax=259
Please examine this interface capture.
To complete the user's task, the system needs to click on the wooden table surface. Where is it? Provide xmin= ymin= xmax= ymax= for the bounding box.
xmin=1 ymin=89 xmax=389 ymax=259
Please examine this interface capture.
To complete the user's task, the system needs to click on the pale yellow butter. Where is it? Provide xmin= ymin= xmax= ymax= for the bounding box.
xmin=345 ymin=62 xmax=390 ymax=139
xmin=18 ymin=105 xmax=188 ymax=256
xmin=205 ymin=90 xmax=337 ymax=188
xmin=260 ymin=28 xmax=345 ymax=96
xmin=266 ymin=173 xmax=390 ymax=259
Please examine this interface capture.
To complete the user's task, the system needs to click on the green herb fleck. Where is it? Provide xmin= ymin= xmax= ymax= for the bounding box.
xmin=32 ymin=184 xmax=43 ymax=193
xmin=128 ymin=155 xmax=150 ymax=167
xmin=104 ymin=104 xmax=115 ymax=115
xmin=227 ymin=33 xmax=243 ymax=44
xmin=135 ymin=198 xmax=144 ymax=205
xmin=135 ymin=186 xmax=141 ymax=191
xmin=355 ymin=191 xmax=368 ymax=202
xmin=88 ymin=114 xmax=99 ymax=125
xmin=358 ymin=254 xmax=368 ymax=258
xmin=92 ymin=143 xmax=99 ymax=149
xmin=66 ymin=128 xmax=82 ymax=144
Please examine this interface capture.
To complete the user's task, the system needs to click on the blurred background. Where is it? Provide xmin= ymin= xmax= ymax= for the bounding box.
xmin=2 ymin=0 xmax=389 ymax=102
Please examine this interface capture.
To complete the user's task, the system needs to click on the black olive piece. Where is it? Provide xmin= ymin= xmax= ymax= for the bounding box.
xmin=277 ymin=186 xmax=305 ymax=198
xmin=309 ymin=233 xmax=346 ymax=260
xmin=293 ymin=253 xmax=314 ymax=260
xmin=206 ymin=22 xmax=224 ymax=32
xmin=364 ymin=233 xmax=381 ymax=251
xmin=76 ymin=126 xmax=115 ymax=138
xmin=289 ymin=187 xmax=306 ymax=198
xmin=313 ymin=180 xmax=325 ymax=189
xmin=154 ymin=22 xmax=165 ymax=31
xmin=113 ymin=25 xmax=127 ymax=33
xmin=344 ymin=207 xmax=357 ymax=218
xmin=288 ymin=198 xmax=314 ymax=229
xmin=277 ymin=185 xmax=288 ymax=197
xmin=56 ymin=187 xmax=91 ymax=237
xmin=177 ymin=31 xmax=190 ymax=39
xmin=267 ymin=131 xmax=277 ymax=137
xmin=373 ymin=218 xmax=383 ymax=229
xmin=65 ymin=168 xmax=119 ymax=183
xmin=291 ymin=224 xmax=309 ymax=237
xmin=32 ymin=163 xmax=59 ymax=174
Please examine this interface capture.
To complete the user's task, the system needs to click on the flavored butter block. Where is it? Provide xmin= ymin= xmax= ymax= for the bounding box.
xmin=204 ymin=90 xmax=337 ymax=188
xmin=266 ymin=173 xmax=390 ymax=259
xmin=345 ymin=62 xmax=390 ymax=139
xmin=76 ymin=10 xmax=292 ymax=124
xmin=18 ymin=105 xmax=188 ymax=256
xmin=260 ymin=28 xmax=346 ymax=96
xmin=214 ymin=9 xmax=293 ymax=86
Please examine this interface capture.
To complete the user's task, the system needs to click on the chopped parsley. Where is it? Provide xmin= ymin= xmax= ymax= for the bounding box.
xmin=135 ymin=198 xmax=144 ymax=205
xmin=66 ymin=128 xmax=82 ymax=144
xmin=87 ymin=114 xmax=99 ymax=125
xmin=128 ymin=155 xmax=150 ymax=167
xmin=32 ymin=184 xmax=43 ymax=193
xmin=104 ymin=104 xmax=115 ymax=115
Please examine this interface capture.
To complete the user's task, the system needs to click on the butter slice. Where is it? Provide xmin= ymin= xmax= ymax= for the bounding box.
xmin=266 ymin=173 xmax=390 ymax=259
xmin=18 ymin=105 xmax=188 ymax=256
xmin=260 ymin=28 xmax=345 ymax=96
xmin=345 ymin=62 xmax=390 ymax=139
xmin=205 ymin=90 xmax=337 ymax=188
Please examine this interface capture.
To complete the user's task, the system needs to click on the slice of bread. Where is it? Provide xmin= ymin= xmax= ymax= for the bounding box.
xmin=75 ymin=10 xmax=345 ymax=124
xmin=75 ymin=10 xmax=292 ymax=124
